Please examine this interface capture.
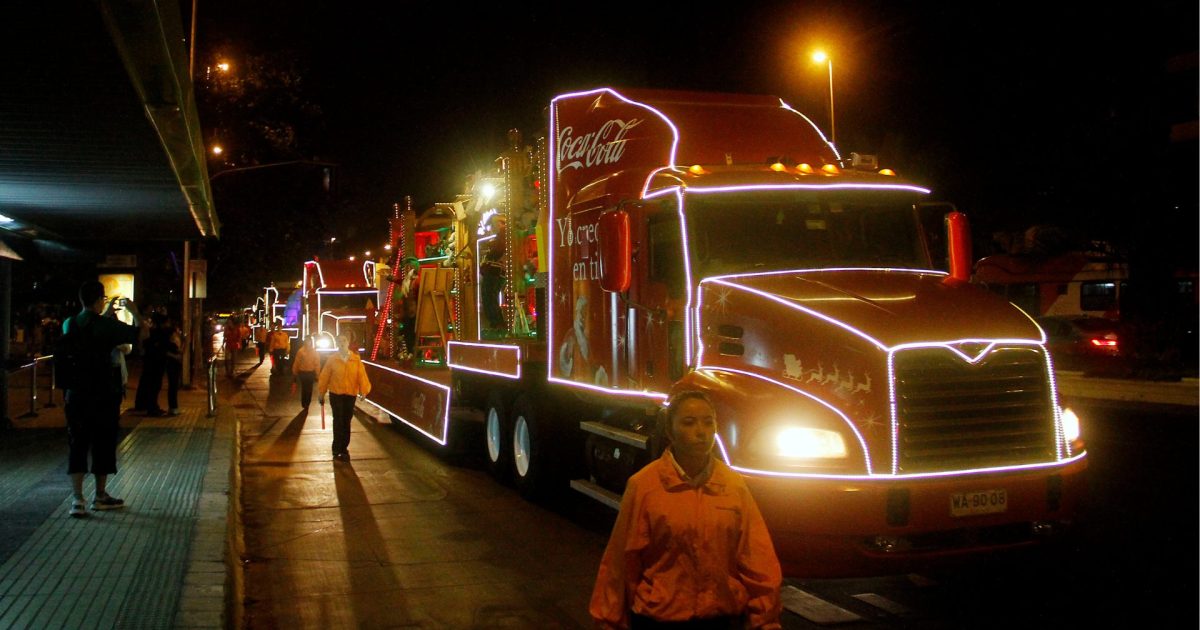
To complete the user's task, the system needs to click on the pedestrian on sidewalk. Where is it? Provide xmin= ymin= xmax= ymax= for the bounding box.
xmin=317 ymin=334 xmax=371 ymax=462
xmin=291 ymin=335 xmax=320 ymax=409
xmin=267 ymin=323 xmax=291 ymax=375
xmin=589 ymin=390 xmax=783 ymax=629
xmin=62 ymin=281 xmax=142 ymax=518
xmin=222 ymin=316 xmax=243 ymax=378
xmin=135 ymin=312 xmax=170 ymax=416
xmin=164 ymin=315 xmax=183 ymax=415
xmin=253 ymin=322 xmax=268 ymax=366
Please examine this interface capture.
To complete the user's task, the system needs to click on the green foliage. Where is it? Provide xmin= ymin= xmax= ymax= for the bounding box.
xmin=197 ymin=50 xmax=324 ymax=166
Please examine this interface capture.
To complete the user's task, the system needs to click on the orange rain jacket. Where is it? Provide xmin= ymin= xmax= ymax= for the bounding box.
xmin=317 ymin=350 xmax=371 ymax=399
xmin=589 ymin=450 xmax=783 ymax=629
xmin=267 ymin=329 xmax=291 ymax=353
xmin=291 ymin=343 xmax=320 ymax=375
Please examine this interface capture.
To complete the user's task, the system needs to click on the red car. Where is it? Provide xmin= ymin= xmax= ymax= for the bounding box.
xmin=1037 ymin=315 xmax=1124 ymax=373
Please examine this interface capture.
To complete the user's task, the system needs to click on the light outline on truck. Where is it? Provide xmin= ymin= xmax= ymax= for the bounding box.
xmin=447 ymin=341 xmax=522 ymax=380
xmin=304 ymin=259 xmax=325 ymax=289
xmin=707 ymin=354 xmax=1086 ymax=480
xmin=476 ymin=234 xmax=496 ymax=340
xmin=546 ymin=88 xmax=682 ymax=401
xmin=362 ymin=360 xmax=452 ymax=445
xmin=693 ymin=277 xmax=1077 ymax=477
xmin=696 ymin=365 xmax=875 ymax=473
xmin=1042 ymin=351 xmax=1071 ymax=459
xmin=715 ymin=434 xmax=1087 ymax=481
xmin=633 ymin=98 xmax=849 ymax=199
xmin=778 ymin=99 xmax=843 ymax=162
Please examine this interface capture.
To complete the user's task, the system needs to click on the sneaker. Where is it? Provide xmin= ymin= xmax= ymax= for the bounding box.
xmin=69 ymin=500 xmax=88 ymax=519
xmin=168 ymin=408 xmax=181 ymax=416
xmin=91 ymin=495 xmax=125 ymax=511
xmin=333 ymin=452 xmax=350 ymax=462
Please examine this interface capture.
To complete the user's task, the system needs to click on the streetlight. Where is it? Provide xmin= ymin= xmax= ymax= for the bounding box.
xmin=811 ymin=50 xmax=836 ymax=146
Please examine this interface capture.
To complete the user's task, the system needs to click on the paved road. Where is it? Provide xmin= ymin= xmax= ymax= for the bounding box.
xmin=230 ymin=353 xmax=1197 ymax=628
xmin=231 ymin=359 xmax=604 ymax=628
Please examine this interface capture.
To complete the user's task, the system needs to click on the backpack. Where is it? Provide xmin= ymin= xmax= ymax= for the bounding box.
xmin=55 ymin=316 xmax=110 ymax=393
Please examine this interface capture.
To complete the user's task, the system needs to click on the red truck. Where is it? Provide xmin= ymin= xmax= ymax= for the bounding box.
xmin=301 ymin=258 xmax=379 ymax=352
xmin=362 ymin=87 xmax=1088 ymax=576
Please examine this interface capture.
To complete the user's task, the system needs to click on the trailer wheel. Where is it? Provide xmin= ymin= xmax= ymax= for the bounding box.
xmin=511 ymin=393 xmax=555 ymax=499
xmin=484 ymin=390 xmax=511 ymax=480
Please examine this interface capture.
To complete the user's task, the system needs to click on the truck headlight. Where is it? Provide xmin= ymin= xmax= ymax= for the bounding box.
xmin=1061 ymin=407 xmax=1081 ymax=443
xmin=772 ymin=427 xmax=847 ymax=459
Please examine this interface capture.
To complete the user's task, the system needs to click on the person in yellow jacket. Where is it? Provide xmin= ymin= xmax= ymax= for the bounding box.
xmin=318 ymin=335 xmax=371 ymax=462
xmin=266 ymin=323 xmax=291 ymax=375
xmin=291 ymin=336 xmax=321 ymax=409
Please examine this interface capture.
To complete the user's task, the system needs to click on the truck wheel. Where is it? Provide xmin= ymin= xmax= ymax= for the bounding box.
xmin=484 ymin=390 xmax=511 ymax=480
xmin=511 ymin=393 xmax=556 ymax=499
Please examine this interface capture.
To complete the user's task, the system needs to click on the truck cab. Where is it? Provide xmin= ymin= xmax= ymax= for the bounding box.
xmin=546 ymin=88 xmax=1086 ymax=576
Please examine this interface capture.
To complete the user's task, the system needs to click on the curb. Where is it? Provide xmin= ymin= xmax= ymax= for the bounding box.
xmin=1056 ymin=372 xmax=1198 ymax=407
xmin=226 ymin=375 xmax=246 ymax=630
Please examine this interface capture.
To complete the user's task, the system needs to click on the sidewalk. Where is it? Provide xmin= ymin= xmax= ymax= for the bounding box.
xmin=0 ymin=356 xmax=234 ymax=629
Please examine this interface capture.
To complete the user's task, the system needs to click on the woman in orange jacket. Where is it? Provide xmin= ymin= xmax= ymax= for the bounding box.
xmin=317 ymin=335 xmax=371 ymax=462
xmin=291 ymin=336 xmax=321 ymax=409
xmin=589 ymin=391 xmax=782 ymax=629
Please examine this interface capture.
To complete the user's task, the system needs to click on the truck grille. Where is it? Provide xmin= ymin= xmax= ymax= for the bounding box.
xmin=893 ymin=346 xmax=1057 ymax=473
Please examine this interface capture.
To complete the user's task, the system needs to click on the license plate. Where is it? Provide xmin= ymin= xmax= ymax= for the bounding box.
xmin=950 ymin=489 xmax=1007 ymax=517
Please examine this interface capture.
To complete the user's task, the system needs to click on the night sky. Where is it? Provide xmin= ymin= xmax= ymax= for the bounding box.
xmin=197 ymin=1 xmax=1197 ymax=258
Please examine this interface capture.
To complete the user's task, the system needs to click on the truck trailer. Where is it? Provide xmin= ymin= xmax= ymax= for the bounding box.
xmin=361 ymin=87 xmax=1088 ymax=577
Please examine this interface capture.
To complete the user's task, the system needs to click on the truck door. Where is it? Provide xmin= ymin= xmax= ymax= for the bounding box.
xmin=629 ymin=198 xmax=687 ymax=393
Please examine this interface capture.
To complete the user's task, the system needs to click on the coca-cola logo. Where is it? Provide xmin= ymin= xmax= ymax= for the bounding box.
xmin=556 ymin=118 xmax=642 ymax=174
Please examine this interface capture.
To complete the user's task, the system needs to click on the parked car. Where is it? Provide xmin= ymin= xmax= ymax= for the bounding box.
xmin=1036 ymin=315 xmax=1126 ymax=374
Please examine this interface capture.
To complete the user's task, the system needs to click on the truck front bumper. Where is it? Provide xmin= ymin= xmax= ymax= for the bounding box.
xmin=744 ymin=454 xmax=1089 ymax=577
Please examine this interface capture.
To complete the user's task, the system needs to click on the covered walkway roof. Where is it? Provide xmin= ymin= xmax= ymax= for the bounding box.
xmin=0 ymin=1 xmax=219 ymax=245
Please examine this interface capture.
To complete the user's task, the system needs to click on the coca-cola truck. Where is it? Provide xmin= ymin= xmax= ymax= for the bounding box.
xmin=362 ymin=88 xmax=1088 ymax=576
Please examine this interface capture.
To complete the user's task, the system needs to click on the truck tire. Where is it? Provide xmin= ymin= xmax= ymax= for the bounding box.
xmin=484 ymin=390 xmax=512 ymax=480
xmin=510 ymin=393 xmax=556 ymax=500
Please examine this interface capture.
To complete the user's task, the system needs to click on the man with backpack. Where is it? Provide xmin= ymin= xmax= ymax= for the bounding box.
xmin=59 ymin=281 xmax=142 ymax=518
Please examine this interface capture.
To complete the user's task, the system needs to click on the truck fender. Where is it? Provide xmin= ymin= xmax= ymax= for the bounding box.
xmin=668 ymin=368 xmax=872 ymax=474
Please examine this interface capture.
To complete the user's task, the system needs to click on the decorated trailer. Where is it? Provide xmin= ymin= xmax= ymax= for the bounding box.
xmin=362 ymin=88 xmax=1088 ymax=577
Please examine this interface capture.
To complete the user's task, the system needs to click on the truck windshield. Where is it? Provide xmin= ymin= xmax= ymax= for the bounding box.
xmin=684 ymin=190 xmax=929 ymax=277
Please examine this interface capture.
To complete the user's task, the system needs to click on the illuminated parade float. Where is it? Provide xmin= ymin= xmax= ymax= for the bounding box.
xmin=360 ymin=88 xmax=1087 ymax=576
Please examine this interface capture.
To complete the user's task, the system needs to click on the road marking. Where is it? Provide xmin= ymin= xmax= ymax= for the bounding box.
xmin=907 ymin=573 xmax=937 ymax=587
xmin=852 ymin=592 xmax=911 ymax=616
xmin=782 ymin=586 xmax=862 ymax=624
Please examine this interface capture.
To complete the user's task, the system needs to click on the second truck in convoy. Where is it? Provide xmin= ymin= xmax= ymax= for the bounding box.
xmin=360 ymin=87 xmax=1088 ymax=576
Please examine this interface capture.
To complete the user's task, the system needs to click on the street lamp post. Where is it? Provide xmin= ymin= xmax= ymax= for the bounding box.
xmin=812 ymin=50 xmax=836 ymax=147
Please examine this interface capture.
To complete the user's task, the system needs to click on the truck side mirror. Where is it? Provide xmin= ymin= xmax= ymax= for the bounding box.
xmin=598 ymin=209 xmax=632 ymax=293
xmin=944 ymin=210 xmax=973 ymax=285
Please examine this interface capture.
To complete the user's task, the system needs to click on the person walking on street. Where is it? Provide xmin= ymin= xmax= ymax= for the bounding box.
xmin=291 ymin=336 xmax=320 ymax=409
xmin=62 ymin=281 xmax=142 ymax=518
xmin=267 ymin=323 xmax=291 ymax=375
xmin=589 ymin=390 xmax=783 ymax=629
xmin=317 ymin=335 xmax=371 ymax=462
xmin=253 ymin=322 xmax=268 ymax=366
xmin=222 ymin=316 xmax=243 ymax=378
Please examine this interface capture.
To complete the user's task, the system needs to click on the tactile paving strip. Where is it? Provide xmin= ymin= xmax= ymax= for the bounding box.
xmin=0 ymin=410 xmax=213 ymax=629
